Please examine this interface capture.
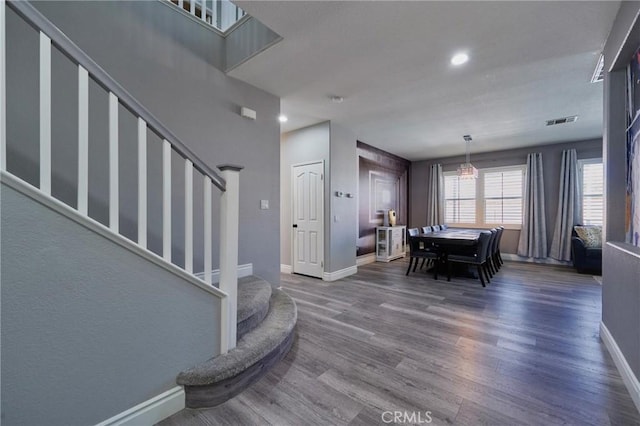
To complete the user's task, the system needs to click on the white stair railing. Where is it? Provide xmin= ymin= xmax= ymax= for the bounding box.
xmin=1 ymin=0 xmax=240 ymax=352
xmin=166 ymin=0 xmax=247 ymax=33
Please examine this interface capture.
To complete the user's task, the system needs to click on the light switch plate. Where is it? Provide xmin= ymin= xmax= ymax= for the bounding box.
xmin=260 ymin=199 xmax=269 ymax=210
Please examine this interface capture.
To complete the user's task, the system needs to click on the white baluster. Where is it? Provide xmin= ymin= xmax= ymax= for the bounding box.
xmin=178 ymin=0 xmax=183 ymax=8
xmin=190 ymin=0 xmax=195 ymax=15
xmin=77 ymin=66 xmax=89 ymax=215
xmin=40 ymin=32 xmax=51 ymax=195
xmin=163 ymin=140 xmax=172 ymax=262
xmin=109 ymin=92 xmax=119 ymax=232
xmin=210 ymin=0 xmax=217 ymax=28
xmin=185 ymin=159 xmax=194 ymax=273
xmin=201 ymin=0 xmax=207 ymax=21
xmin=0 ymin=0 xmax=6 ymax=171
xmin=138 ymin=118 xmax=147 ymax=248
xmin=218 ymin=165 xmax=242 ymax=351
xmin=203 ymin=176 xmax=212 ymax=284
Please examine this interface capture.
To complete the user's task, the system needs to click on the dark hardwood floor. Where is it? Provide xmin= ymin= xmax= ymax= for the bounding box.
xmin=160 ymin=259 xmax=639 ymax=425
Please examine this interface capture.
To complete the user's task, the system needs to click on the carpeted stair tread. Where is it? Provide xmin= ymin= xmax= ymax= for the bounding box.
xmin=236 ymin=276 xmax=272 ymax=324
xmin=177 ymin=288 xmax=296 ymax=386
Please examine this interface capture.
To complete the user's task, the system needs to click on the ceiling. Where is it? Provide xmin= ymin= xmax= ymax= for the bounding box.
xmin=230 ymin=1 xmax=620 ymax=161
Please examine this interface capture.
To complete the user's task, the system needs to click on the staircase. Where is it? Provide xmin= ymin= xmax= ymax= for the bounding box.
xmin=1 ymin=0 xmax=295 ymax=423
xmin=177 ymin=276 xmax=297 ymax=408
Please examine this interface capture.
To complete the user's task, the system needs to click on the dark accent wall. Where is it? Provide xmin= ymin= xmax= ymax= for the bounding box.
xmin=602 ymin=1 xmax=640 ymax=386
xmin=409 ymin=139 xmax=602 ymax=254
xmin=357 ymin=141 xmax=410 ymax=256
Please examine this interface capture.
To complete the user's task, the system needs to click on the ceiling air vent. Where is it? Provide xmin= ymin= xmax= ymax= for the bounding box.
xmin=591 ymin=54 xmax=604 ymax=83
xmin=546 ymin=115 xmax=578 ymax=126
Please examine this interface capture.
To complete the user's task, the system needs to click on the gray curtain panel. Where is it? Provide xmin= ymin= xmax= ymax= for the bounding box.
xmin=518 ymin=153 xmax=548 ymax=258
xmin=550 ymin=149 xmax=581 ymax=261
xmin=427 ymin=164 xmax=444 ymax=225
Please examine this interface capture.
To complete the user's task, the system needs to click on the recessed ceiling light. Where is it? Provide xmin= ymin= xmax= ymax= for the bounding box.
xmin=330 ymin=96 xmax=344 ymax=103
xmin=278 ymin=114 xmax=288 ymax=123
xmin=451 ymin=52 xmax=469 ymax=66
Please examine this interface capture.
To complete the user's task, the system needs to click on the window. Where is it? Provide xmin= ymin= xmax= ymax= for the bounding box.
xmin=444 ymin=174 xmax=476 ymax=224
xmin=443 ymin=165 xmax=525 ymax=228
xmin=484 ymin=168 xmax=524 ymax=225
xmin=579 ymin=160 xmax=603 ymax=225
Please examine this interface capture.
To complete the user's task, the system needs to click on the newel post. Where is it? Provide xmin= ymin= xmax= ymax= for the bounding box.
xmin=217 ymin=164 xmax=243 ymax=352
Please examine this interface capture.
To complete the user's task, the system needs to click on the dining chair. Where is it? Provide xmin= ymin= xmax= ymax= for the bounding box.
xmin=440 ymin=224 xmax=449 ymax=230
xmin=485 ymin=229 xmax=498 ymax=277
xmin=446 ymin=231 xmax=493 ymax=287
xmin=491 ymin=227 xmax=503 ymax=271
xmin=495 ymin=226 xmax=505 ymax=267
xmin=422 ymin=226 xmax=432 ymax=234
xmin=406 ymin=228 xmax=438 ymax=276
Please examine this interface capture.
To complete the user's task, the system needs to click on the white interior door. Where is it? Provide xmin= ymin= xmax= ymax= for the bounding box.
xmin=292 ymin=161 xmax=324 ymax=278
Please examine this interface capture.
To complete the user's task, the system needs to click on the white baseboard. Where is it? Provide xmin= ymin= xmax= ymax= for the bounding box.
xmin=95 ymin=386 xmax=184 ymax=426
xmin=356 ymin=253 xmax=376 ymax=266
xmin=501 ymin=253 xmax=571 ymax=266
xmin=323 ymin=265 xmax=357 ymax=282
xmin=600 ymin=322 xmax=640 ymax=413
xmin=195 ymin=263 xmax=253 ymax=283
xmin=281 ymin=264 xmax=292 ymax=274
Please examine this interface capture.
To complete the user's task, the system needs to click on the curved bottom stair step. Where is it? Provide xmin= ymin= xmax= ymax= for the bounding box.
xmin=177 ymin=288 xmax=297 ymax=408
xmin=237 ymin=276 xmax=272 ymax=340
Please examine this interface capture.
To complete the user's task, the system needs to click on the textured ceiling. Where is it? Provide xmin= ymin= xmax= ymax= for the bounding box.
xmin=230 ymin=1 xmax=620 ymax=160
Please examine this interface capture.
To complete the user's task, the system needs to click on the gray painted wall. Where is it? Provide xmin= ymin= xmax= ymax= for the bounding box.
xmin=409 ymin=139 xmax=603 ymax=254
xmin=603 ymin=243 xmax=640 ymax=378
xmin=280 ymin=121 xmax=359 ymax=274
xmin=225 ymin=16 xmax=282 ymax=72
xmin=328 ymin=123 xmax=358 ymax=272
xmin=6 ymin=0 xmax=281 ymax=285
xmin=602 ymin=1 xmax=640 ymax=381
xmin=1 ymin=183 xmax=221 ymax=425
xmin=280 ymin=122 xmax=331 ymax=270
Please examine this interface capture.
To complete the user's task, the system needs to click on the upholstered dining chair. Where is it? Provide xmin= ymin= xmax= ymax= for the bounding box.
xmin=446 ymin=231 xmax=493 ymax=287
xmin=495 ymin=226 xmax=505 ymax=267
xmin=484 ymin=229 xmax=498 ymax=277
xmin=406 ymin=228 xmax=438 ymax=276
xmin=490 ymin=227 xmax=504 ymax=271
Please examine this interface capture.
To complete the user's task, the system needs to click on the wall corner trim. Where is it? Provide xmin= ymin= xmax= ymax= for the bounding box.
xmin=323 ymin=265 xmax=357 ymax=282
xmin=356 ymin=253 xmax=376 ymax=266
xmin=281 ymin=264 xmax=292 ymax=274
xmin=600 ymin=322 xmax=640 ymax=413
xmin=95 ymin=386 xmax=185 ymax=426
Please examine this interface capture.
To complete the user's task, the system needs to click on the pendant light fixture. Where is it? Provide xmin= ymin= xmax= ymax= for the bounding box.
xmin=457 ymin=135 xmax=478 ymax=179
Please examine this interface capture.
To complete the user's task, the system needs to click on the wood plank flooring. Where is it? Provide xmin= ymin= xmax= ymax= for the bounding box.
xmin=159 ymin=260 xmax=640 ymax=425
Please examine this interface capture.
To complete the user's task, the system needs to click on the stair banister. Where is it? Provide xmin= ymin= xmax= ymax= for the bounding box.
xmin=5 ymin=0 xmax=226 ymax=192
xmin=218 ymin=165 xmax=243 ymax=351
xmin=2 ymin=0 xmax=241 ymax=353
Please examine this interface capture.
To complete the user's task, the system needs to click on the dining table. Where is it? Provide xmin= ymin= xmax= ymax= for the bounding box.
xmin=414 ymin=228 xmax=483 ymax=279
